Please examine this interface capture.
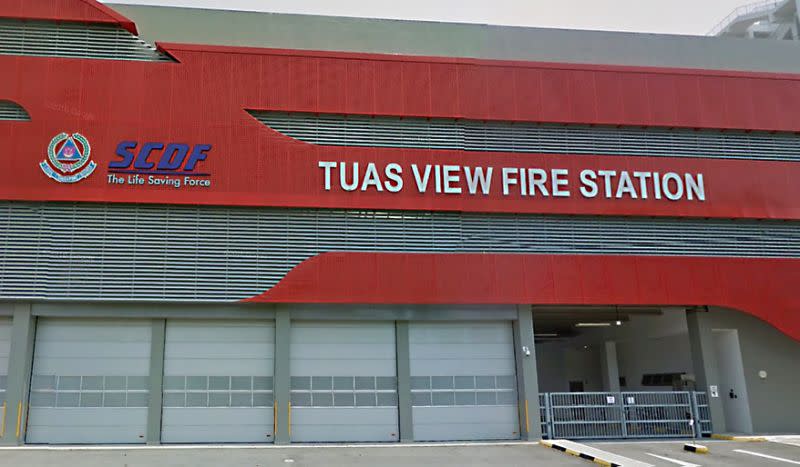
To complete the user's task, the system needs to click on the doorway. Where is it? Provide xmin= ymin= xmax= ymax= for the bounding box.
xmin=712 ymin=329 xmax=753 ymax=434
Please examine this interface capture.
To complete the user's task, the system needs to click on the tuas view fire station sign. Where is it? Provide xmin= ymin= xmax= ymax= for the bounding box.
xmin=318 ymin=161 xmax=706 ymax=202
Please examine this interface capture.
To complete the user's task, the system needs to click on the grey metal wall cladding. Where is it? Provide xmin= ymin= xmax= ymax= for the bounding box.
xmin=0 ymin=100 xmax=31 ymax=121
xmin=0 ymin=19 xmax=173 ymax=62
xmin=250 ymin=111 xmax=800 ymax=162
xmin=1 ymin=201 xmax=799 ymax=301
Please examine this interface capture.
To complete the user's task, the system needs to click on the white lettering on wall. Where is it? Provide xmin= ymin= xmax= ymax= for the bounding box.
xmin=317 ymin=161 xmax=707 ymax=203
xmin=465 ymin=166 xmax=493 ymax=195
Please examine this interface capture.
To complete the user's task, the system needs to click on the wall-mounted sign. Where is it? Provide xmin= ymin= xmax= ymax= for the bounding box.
xmin=39 ymin=132 xmax=97 ymax=183
xmin=107 ymin=141 xmax=212 ymax=188
xmin=318 ymin=161 xmax=706 ymax=202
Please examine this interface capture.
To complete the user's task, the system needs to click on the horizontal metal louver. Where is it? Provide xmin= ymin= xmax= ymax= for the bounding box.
xmin=0 ymin=202 xmax=797 ymax=302
xmin=0 ymin=100 xmax=30 ymax=121
xmin=0 ymin=19 xmax=173 ymax=62
xmin=250 ymin=111 xmax=800 ymax=162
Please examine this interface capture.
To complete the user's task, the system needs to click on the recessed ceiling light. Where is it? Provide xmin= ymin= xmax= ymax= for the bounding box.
xmin=575 ymin=322 xmax=612 ymax=327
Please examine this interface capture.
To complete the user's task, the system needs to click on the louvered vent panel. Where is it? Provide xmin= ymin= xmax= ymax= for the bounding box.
xmin=0 ymin=19 xmax=173 ymax=62
xmin=250 ymin=111 xmax=800 ymax=162
xmin=0 ymin=100 xmax=30 ymax=121
xmin=0 ymin=202 xmax=798 ymax=302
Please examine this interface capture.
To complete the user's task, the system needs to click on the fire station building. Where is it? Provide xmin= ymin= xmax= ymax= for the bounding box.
xmin=0 ymin=0 xmax=799 ymax=445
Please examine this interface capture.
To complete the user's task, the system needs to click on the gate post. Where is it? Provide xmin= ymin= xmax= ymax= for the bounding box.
xmin=545 ymin=393 xmax=553 ymax=439
xmin=690 ymin=391 xmax=700 ymax=438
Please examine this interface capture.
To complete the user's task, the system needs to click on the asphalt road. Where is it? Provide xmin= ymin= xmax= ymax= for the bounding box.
xmin=587 ymin=439 xmax=800 ymax=466
xmin=0 ymin=439 xmax=797 ymax=466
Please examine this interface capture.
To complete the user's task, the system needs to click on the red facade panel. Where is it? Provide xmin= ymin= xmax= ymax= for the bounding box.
xmin=2 ymin=0 xmax=800 ymax=341
xmin=249 ymin=253 xmax=800 ymax=342
xmin=3 ymin=49 xmax=800 ymax=219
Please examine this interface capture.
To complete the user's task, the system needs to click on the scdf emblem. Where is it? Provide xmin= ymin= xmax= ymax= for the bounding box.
xmin=40 ymin=132 xmax=96 ymax=183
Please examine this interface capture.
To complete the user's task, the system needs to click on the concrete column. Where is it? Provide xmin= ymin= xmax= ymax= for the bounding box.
xmin=686 ymin=309 xmax=727 ymax=434
xmin=1 ymin=304 xmax=36 ymax=445
xmin=146 ymin=319 xmax=166 ymax=445
xmin=395 ymin=321 xmax=413 ymax=443
xmin=600 ymin=341 xmax=621 ymax=392
xmin=273 ymin=307 xmax=291 ymax=444
xmin=513 ymin=305 xmax=542 ymax=440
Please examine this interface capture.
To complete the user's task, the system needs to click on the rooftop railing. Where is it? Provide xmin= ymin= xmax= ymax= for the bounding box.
xmin=708 ymin=0 xmax=781 ymax=35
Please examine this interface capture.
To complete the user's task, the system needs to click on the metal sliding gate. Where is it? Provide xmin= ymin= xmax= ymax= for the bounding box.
xmin=539 ymin=392 xmax=711 ymax=440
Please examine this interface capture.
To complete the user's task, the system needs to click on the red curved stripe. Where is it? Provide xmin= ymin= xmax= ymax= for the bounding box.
xmin=245 ymin=253 xmax=800 ymax=342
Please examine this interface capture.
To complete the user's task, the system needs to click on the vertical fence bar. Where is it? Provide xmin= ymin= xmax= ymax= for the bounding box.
xmin=619 ymin=392 xmax=627 ymax=438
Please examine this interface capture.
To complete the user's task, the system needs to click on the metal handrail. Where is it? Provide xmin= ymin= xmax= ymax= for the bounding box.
xmin=708 ymin=0 xmax=781 ymax=35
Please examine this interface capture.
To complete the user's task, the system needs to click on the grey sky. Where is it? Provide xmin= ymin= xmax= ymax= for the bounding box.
xmin=104 ymin=0 xmax=755 ymax=36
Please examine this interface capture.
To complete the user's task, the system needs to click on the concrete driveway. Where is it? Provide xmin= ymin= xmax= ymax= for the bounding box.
xmin=2 ymin=439 xmax=799 ymax=466
xmin=0 ymin=443 xmax=587 ymax=467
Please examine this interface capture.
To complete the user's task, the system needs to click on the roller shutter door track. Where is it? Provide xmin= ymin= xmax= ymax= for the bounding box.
xmin=410 ymin=321 xmax=520 ymax=441
xmin=27 ymin=319 xmax=152 ymax=444
xmin=0 ymin=318 xmax=10 ymax=403
xmin=290 ymin=322 xmax=399 ymax=442
xmin=161 ymin=320 xmax=275 ymax=443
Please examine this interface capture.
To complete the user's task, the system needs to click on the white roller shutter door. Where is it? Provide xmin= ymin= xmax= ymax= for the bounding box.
xmin=410 ymin=321 xmax=520 ymax=441
xmin=27 ymin=319 xmax=152 ymax=444
xmin=161 ymin=320 xmax=275 ymax=443
xmin=290 ymin=322 xmax=398 ymax=442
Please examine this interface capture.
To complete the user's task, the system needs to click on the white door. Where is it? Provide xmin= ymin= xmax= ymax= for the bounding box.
xmin=161 ymin=320 xmax=275 ymax=443
xmin=410 ymin=321 xmax=520 ymax=441
xmin=290 ymin=322 xmax=398 ymax=442
xmin=713 ymin=329 xmax=754 ymax=434
xmin=27 ymin=319 xmax=152 ymax=444
xmin=0 ymin=318 xmax=10 ymax=404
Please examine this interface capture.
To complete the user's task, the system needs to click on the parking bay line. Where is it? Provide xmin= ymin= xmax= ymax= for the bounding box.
xmin=646 ymin=453 xmax=700 ymax=467
xmin=734 ymin=449 xmax=800 ymax=465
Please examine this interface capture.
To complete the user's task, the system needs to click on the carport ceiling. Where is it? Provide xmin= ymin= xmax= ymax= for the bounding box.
xmin=532 ymin=306 xmax=664 ymax=338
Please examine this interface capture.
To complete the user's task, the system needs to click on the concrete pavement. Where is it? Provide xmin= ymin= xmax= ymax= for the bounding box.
xmin=0 ymin=443 xmax=587 ymax=467
xmin=1 ymin=439 xmax=798 ymax=466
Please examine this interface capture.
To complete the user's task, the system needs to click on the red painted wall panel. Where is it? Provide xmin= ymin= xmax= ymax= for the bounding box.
xmin=3 ymin=49 xmax=800 ymax=219
xmin=248 ymin=253 xmax=800 ymax=342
